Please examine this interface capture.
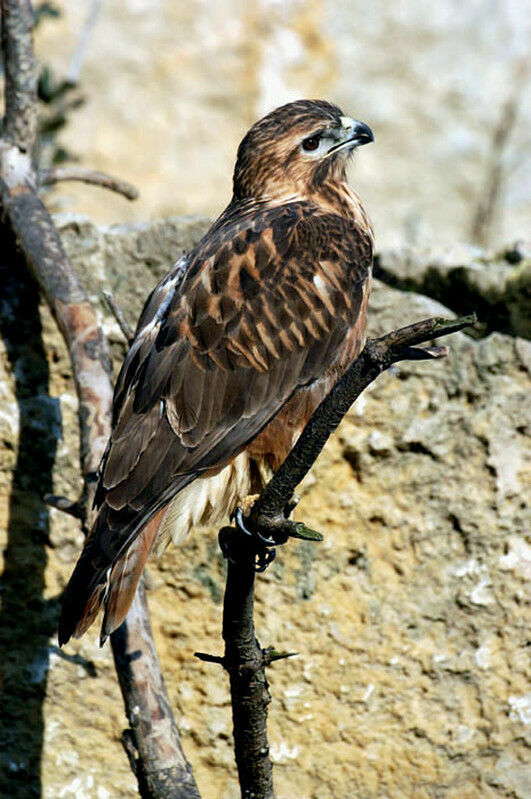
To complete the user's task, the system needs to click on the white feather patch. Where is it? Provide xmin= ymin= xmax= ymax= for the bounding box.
xmin=154 ymin=450 xmax=253 ymax=556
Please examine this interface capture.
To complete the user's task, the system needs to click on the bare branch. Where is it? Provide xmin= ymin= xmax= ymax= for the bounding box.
xmin=113 ymin=581 xmax=202 ymax=799
xmin=102 ymin=289 xmax=136 ymax=344
xmin=40 ymin=165 xmax=139 ymax=200
xmin=2 ymin=188 xmax=114 ymax=481
xmin=221 ymin=531 xmax=275 ymax=799
xmin=0 ymin=3 xmax=200 ymax=795
xmin=44 ymin=493 xmax=83 ymax=519
xmin=1 ymin=0 xmax=38 ymax=151
xmin=252 ymin=314 xmax=476 ymax=524
xmin=471 ymin=58 xmax=530 ymax=246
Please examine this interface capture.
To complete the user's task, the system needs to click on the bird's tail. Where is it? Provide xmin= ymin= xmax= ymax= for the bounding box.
xmin=58 ymin=506 xmax=163 ymax=646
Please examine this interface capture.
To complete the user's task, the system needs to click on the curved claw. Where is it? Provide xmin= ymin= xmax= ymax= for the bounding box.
xmin=218 ymin=527 xmax=237 ymax=563
xmin=233 ymin=507 xmax=277 ymax=547
xmin=256 ymin=548 xmax=276 ymax=572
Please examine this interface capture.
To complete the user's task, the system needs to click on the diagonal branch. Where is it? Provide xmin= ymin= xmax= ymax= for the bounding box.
xmin=0 ymin=2 xmax=200 ymax=796
xmin=252 ymin=314 xmax=475 ymax=524
xmin=218 ymin=312 xmax=476 ymax=799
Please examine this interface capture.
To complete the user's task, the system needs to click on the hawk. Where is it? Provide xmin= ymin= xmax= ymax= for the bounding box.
xmin=58 ymin=99 xmax=374 ymax=646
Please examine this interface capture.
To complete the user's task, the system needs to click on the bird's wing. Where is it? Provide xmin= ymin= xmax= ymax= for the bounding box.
xmin=59 ymin=201 xmax=372 ymax=642
xmin=98 ymin=202 xmax=371 ymax=542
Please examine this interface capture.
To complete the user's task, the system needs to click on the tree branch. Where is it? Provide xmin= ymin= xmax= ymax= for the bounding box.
xmin=40 ymin=165 xmax=139 ymax=200
xmin=252 ymin=314 xmax=476 ymax=525
xmin=113 ymin=581 xmax=201 ymax=799
xmin=102 ymin=289 xmax=136 ymax=343
xmin=470 ymin=58 xmax=529 ymax=247
xmin=217 ymin=312 xmax=476 ymax=799
xmin=65 ymin=0 xmax=103 ymax=86
xmin=0 ymin=2 xmax=200 ymax=796
xmin=1 ymin=0 xmax=38 ymax=151
xmin=222 ymin=533 xmax=275 ymax=799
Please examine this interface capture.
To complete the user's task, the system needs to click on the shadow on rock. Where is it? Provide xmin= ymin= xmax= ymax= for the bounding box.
xmin=0 ymin=231 xmax=61 ymax=798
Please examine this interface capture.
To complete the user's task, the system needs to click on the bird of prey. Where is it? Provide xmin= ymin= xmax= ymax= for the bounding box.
xmin=58 ymin=99 xmax=374 ymax=646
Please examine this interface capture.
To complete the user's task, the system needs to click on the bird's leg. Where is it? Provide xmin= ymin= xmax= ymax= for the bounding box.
xmin=226 ymin=491 xmax=322 ymax=572
xmin=232 ymin=506 xmax=279 ymax=547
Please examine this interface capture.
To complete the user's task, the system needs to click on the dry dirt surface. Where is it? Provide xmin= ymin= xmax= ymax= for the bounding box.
xmin=0 ymin=216 xmax=530 ymax=799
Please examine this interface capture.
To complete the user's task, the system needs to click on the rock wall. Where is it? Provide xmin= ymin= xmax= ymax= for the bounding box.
xmin=34 ymin=0 xmax=531 ymax=248
xmin=0 ymin=217 xmax=529 ymax=799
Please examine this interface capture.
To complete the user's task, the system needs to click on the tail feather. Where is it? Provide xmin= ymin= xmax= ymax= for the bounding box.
xmin=58 ymin=550 xmax=109 ymax=646
xmin=100 ymin=510 xmax=163 ymax=643
xmin=58 ymin=506 xmax=164 ymax=646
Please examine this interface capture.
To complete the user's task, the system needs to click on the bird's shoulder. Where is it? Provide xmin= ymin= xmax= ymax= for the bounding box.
xmin=113 ymin=198 xmax=371 ymax=414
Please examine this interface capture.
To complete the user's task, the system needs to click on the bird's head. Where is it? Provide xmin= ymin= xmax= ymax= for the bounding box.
xmin=232 ymin=99 xmax=373 ymax=201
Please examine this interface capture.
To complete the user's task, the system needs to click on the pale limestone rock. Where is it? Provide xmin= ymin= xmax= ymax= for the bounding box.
xmin=1 ymin=216 xmax=530 ymax=799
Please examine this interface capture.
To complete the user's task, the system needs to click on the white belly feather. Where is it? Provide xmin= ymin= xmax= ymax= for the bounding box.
xmin=154 ymin=450 xmax=253 ymax=556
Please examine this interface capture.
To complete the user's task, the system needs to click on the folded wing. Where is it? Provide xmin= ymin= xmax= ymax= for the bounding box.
xmin=58 ymin=200 xmax=372 ymax=644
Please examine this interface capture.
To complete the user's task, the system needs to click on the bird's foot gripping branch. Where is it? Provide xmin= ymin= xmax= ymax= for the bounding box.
xmin=223 ymin=497 xmax=323 ymax=572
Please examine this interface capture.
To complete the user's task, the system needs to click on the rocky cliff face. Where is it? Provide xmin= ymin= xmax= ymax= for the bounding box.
xmin=0 ymin=217 xmax=529 ymax=799
xmin=35 ymin=0 xmax=531 ymax=248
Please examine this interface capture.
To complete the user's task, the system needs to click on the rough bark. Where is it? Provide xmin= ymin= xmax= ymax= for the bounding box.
xmin=0 ymin=2 xmax=200 ymax=796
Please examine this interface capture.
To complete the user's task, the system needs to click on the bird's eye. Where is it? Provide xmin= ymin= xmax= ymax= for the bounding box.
xmin=302 ymin=135 xmax=321 ymax=152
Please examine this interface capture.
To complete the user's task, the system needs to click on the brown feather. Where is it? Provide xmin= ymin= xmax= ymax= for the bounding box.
xmin=59 ymin=99 xmax=375 ymax=645
xmin=100 ymin=509 xmax=164 ymax=642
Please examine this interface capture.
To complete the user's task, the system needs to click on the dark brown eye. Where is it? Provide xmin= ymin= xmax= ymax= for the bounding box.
xmin=302 ymin=135 xmax=320 ymax=152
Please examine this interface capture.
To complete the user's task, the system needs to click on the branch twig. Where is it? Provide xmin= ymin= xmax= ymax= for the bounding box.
xmin=215 ymin=312 xmax=476 ymax=799
xmin=65 ymin=0 xmax=103 ymax=86
xmin=0 ymin=2 xmax=199 ymax=796
xmin=470 ymin=58 xmax=529 ymax=246
xmin=40 ymin=165 xmax=139 ymax=200
xmin=102 ymin=289 xmax=136 ymax=343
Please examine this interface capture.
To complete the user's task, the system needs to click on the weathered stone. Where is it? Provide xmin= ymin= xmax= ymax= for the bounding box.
xmin=1 ymin=217 xmax=529 ymax=799
xmin=375 ymin=241 xmax=531 ymax=339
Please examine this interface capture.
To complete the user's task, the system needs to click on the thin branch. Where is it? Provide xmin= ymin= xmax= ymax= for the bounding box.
xmin=113 ymin=581 xmax=201 ymax=799
xmin=1 ymin=0 xmax=38 ymax=151
xmin=470 ymin=58 xmax=529 ymax=246
xmin=252 ymin=314 xmax=476 ymax=525
xmin=44 ymin=493 xmax=83 ymax=519
xmin=40 ymin=165 xmax=139 ymax=200
xmin=0 ymin=2 xmax=200 ymax=796
xmin=102 ymin=289 xmax=136 ymax=343
xmin=216 ymin=312 xmax=476 ymax=799
xmin=65 ymin=0 xmax=103 ymax=86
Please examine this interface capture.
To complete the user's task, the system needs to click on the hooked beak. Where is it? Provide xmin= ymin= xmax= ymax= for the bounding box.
xmin=327 ymin=117 xmax=374 ymax=154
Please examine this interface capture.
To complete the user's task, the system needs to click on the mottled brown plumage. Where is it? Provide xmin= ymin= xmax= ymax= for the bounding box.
xmin=59 ymin=99 xmax=374 ymax=645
